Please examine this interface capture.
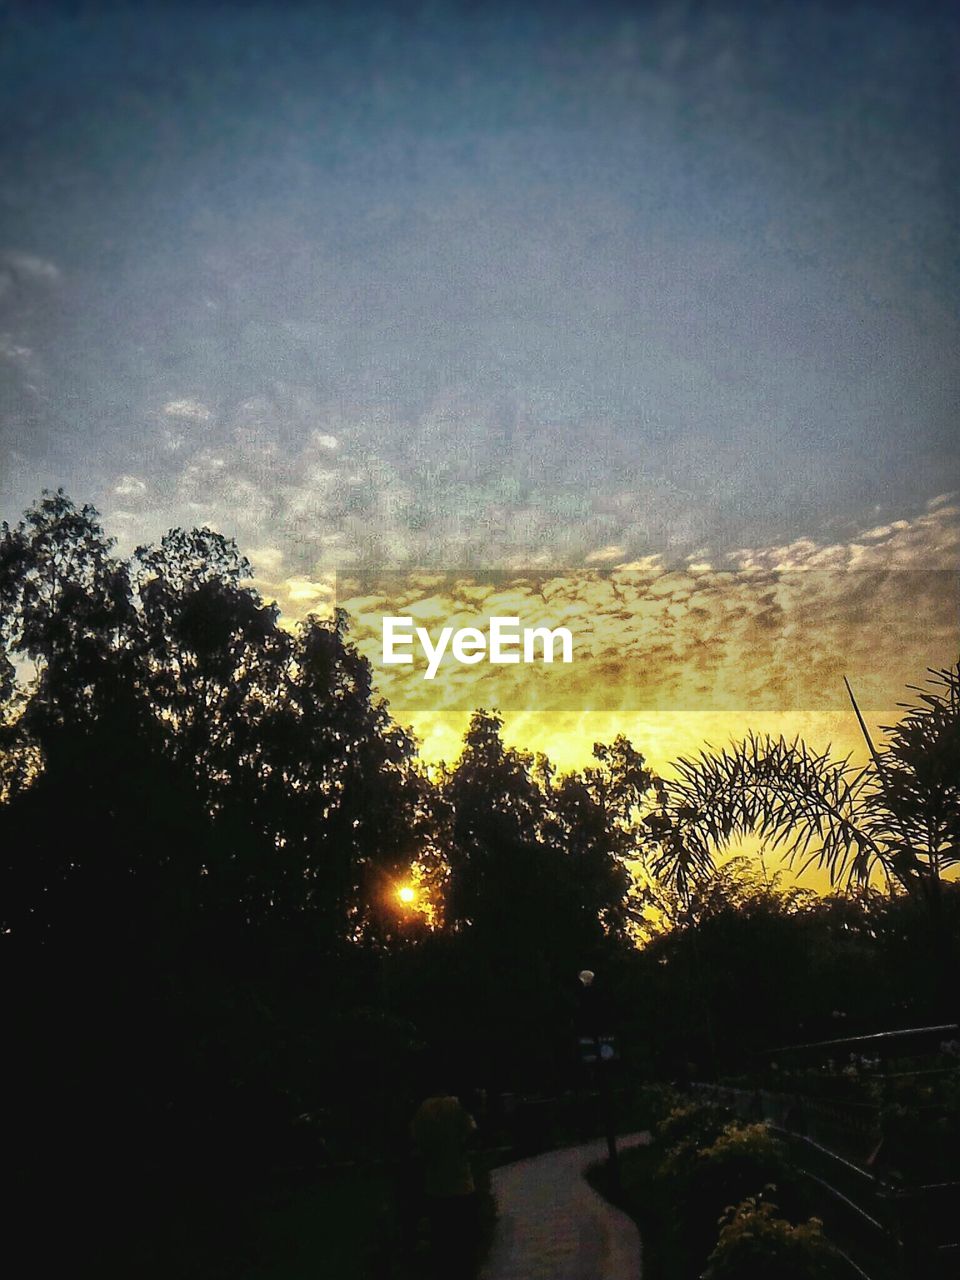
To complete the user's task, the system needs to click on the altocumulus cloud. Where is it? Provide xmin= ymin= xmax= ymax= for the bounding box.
xmin=234 ymin=497 xmax=959 ymax=732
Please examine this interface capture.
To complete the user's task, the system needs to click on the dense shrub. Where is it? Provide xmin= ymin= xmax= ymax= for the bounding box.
xmin=660 ymin=1116 xmax=806 ymax=1267
xmin=633 ymin=1083 xmax=684 ymax=1130
xmin=703 ymin=1195 xmax=842 ymax=1280
xmin=692 ymin=1122 xmax=792 ymax=1212
xmin=657 ymin=1100 xmax=732 ymax=1179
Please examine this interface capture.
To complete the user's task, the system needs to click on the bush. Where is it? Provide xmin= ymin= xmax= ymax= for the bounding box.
xmin=588 ymin=1115 xmax=843 ymax=1280
xmin=657 ymin=1100 xmax=732 ymax=1179
xmin=873 ymin=1069 xmax=960 ymax=1182
xmin=630 ymin=1082 xmax=684 ymax=1130
xmin=703 ymin=1195 xmax=841 ymax=1280
xmin=693 ymin=1123 xmax=792 ymax=1213
xmin=663 ymin=1119 xmax=807 ymax=1267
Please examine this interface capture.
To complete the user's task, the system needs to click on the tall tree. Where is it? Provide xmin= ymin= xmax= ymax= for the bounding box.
xmin=0 ymin=491 xmax=429 ymax=939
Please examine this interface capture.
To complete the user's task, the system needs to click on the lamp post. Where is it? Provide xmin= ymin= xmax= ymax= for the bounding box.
xmin=578 ymin=969 xmax=619 ymax=1190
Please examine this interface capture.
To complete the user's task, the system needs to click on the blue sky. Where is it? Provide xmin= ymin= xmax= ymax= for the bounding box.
xmin=1 ymin=0 xmax=957 ymax=578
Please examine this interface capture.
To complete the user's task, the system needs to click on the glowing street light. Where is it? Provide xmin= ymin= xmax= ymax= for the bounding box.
xmin=397 ymin=884 xmax=416 ymax=906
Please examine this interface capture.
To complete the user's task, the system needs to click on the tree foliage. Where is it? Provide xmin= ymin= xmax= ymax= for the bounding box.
xmin=0 ymin=491 xmax=432 ymax=939
xmin=441 ymin=710 xmax=657 ymax=949
xmin=650 ymin=666 xmax=960 ymax=899
xmin=3 ymin=490 xmax=957 ymax=1274
xmin=705 ymin=1196 xmax=840 ymax=1280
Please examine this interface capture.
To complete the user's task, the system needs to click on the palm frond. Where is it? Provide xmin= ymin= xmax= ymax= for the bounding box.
xmin=662 ymin=732 xmax=887 ymax=888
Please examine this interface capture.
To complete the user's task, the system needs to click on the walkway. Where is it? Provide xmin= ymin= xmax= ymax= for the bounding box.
xmin=480 ymin=1134 xmax=648 ymax=1280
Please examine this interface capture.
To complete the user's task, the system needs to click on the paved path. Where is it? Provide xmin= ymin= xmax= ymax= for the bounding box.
xmin=480 ymin=1134 xmax=648 ymax=1280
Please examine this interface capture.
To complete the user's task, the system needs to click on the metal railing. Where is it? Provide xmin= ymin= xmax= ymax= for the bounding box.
xmin=691 ymin=1077 xmax=960 ymax=1280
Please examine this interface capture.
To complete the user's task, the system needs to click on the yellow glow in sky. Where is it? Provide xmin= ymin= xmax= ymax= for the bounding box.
xmin=252 ymin=501 xmax=959 ymax=894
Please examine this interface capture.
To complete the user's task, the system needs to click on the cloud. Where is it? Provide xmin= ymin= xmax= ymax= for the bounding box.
xmin=0 ymin=251 xmax=60 ymax=283
xmin=163 ymin=398 xmax=213 ymax=423
xmin=247 ymin=546 xmax=284 ymax=574
xmin=151 ymin=394 xmax=722 ymax=575
xmin=309 ymin=497 xmax=959 ymax=763
xmin=0 ymin=336 xmax=32 ymax=363
xmin=150 ymin=409 xmax=955 ymax=722
xmin=111 ymin=386 xmax=957 ymax=770
xmin=725 ymin=494 xmax=959 ymax=571
xmin=160 ymin=368 xmax=960 ymax=585
xmin=249 ymin=568 xmax=336 ymax=622
xmin=113 ymin=475 xmax=147 ymax=498
xmin=283 ymin=577 xmax=336 ymax=607
xmin=586 ymin=544 xmax=626 ymax=564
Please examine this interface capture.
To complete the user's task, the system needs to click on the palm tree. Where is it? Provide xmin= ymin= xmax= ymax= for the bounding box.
xmin=648 ymin=664 xmax=960 ymax=908
xmin=646 ymin=665 xmax=960 ymax=1023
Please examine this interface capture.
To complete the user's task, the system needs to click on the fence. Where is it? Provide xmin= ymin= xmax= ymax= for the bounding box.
xmin=692 ymin=1026 xmax=959 ymax=1280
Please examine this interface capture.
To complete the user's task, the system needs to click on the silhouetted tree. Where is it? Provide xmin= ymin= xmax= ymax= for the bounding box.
xmin=0 ymin=492 xmax=435 ymax=1272
xmin=5 ymin=489 xmax=954 ymax=1274
xmin=426 ymin=710 xmax=660 ymax=1087
xmin=442 ymin=710 xmax=657 ymax=951
xmin=650 ymin=666 xmax=960 ymax=900
xmin=633 ymin=859 xmax=960 ymax=1073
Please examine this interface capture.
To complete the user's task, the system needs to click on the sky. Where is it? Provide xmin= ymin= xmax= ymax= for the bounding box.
xmin=1 ymin=0 xmax=958 ymax=790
